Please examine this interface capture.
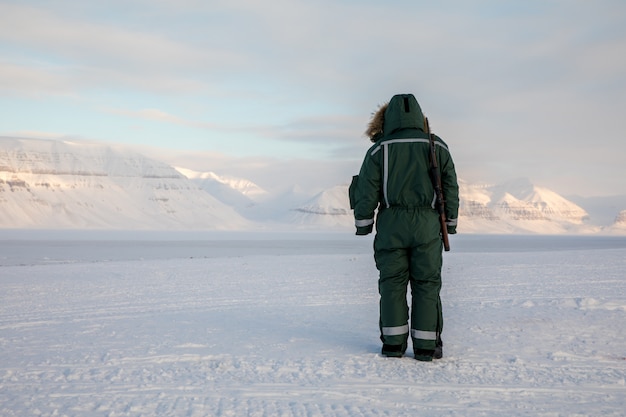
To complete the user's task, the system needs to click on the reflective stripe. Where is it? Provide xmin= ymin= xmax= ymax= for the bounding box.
xmin=411 ymin=329 xmax=437 ymax=340
xmin=355 ymin=218 xmax=374 ymax=227
xmin=383 ymin=143 xmax=389 ymax=208
xmin=370 ymin=137 xmax=449 ymax=210
xmin=446 ymin=218 xmax=457 ymax=226
xmin=370 ymin=138 xmax=449 ymax=155
xmin=382 ymin=325 xmax=409 ymax=336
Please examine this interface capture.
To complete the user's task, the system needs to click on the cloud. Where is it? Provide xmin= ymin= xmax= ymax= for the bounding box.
xmin=1 ymin=0 xmax=625 ymax=197
xmin=106 ymin=108 xmax=209 ymax=127
xmin=104 ymin=105 xmax=365 ymax=157
xmin=0 ymin=3 xmax=240 ymax=69
xmin=1 ymin=130 xmax=72 ymax=140
xmin=137 ymin=145 xmax=361 ymax=195
xmin=0 ymin=61 xmax=75 ymax=97
xmin=0 ymin=3 xmax=244 ymax=96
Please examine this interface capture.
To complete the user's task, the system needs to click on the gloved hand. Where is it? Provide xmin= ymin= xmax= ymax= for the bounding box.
xmin=446 ymin=218 xmax=457 ymax=235
xmin=356 ymin=224 xmax=373 ymax=235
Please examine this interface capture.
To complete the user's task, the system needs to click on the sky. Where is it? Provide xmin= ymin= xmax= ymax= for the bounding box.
xmin=1 ymin=0 xmax=625 ymax=197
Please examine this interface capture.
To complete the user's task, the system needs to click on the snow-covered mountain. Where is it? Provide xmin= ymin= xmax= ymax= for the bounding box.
xmin=175 ymin=167 xmax=266 ymax=212
xmin=174 ymin=167 xmax=310 ymax=225
xmin=567 ymin=194 xmax=626 ymax=227
xmin=176 ymin=167 xmax=267 ymax=199
xmin=286 ymin=184 xmax=353 ymax=229
xmin=0 ymin=138 xmax=249 ymax=229
xmin=288 ymin=178 xmax=624 ymax=234
xmin=458 ymin=178 xmax=597 ymax=234
xmin=1 ymin=137 xmax=624 ymax=233
xmin=606 ymin=210 xmax=626 ymax=234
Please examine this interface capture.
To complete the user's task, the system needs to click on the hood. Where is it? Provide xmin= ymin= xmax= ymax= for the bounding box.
xmin=365 ymin=94 xmax=425 ymax=142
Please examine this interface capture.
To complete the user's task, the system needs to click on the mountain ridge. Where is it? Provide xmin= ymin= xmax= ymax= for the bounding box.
xmin=0 ymin=137 xmax=249 ymax=230
xmin=1 ymin=137 xmax=624 ymax=233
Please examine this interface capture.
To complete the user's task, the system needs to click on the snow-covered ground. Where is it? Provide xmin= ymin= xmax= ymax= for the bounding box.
xmin=1 ymin=232 xmax=625 ymax=417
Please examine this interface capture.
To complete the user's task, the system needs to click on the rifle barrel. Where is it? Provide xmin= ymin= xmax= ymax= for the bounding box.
xmin=425 ymin=117 xmax=450 ymax=252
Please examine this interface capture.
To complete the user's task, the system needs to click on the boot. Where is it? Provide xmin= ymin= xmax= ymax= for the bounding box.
xmin=382 ymin=343 xmax=406 ymax=358
xmin=433 ymin=337 xmax=443 ymax=360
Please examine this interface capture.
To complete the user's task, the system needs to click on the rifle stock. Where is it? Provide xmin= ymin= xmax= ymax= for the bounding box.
xmin=425 ymin=117 xmax=450 ymax=252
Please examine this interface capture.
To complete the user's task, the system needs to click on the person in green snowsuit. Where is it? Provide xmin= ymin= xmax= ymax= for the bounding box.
xmin=349 ymin=93 xmax=459 ymax=361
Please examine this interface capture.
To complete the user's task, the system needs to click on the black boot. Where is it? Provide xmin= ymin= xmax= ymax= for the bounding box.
xmin=414 ymin=348 xmax=434 ymax=362
xmin=382 ymin=343 xmax=406 ymax=358
xmin=433 ymin=337 xmax=443 ymax=360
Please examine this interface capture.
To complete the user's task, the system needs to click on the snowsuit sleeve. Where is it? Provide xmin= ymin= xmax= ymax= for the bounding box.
xmin=436 ymin=135 xmax=459 ymax=233
xmin=352 ymin=146 xmax=381 ymax=235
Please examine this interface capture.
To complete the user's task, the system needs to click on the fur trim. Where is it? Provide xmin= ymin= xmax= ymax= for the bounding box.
xmin=365 ymin=102 xmax=388 ymax=142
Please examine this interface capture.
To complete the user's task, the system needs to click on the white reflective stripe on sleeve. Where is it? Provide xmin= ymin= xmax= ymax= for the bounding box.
xmin=411 ymin=329 xmax=437 ymax=340
xmin=382 ymin=325 xmax=409 ymax=336
xmin=446 ymin=218 xmax=457 ymax=226
xmin=355 ymin=218 xmax=374 ymax=227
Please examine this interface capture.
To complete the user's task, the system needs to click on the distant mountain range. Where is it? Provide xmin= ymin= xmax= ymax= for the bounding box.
xmin=0 ymin=137 xmax=249 ymax=230
xmin=1 ymin=137 xmax=625 ymax=234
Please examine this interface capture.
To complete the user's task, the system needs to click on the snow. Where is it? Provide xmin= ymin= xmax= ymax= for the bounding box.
xmin=4 ymin=137 xmax=626 ymax=233
xmin=458 ymin=178 xmax=597 ymax=234
xmin=174 ymin=167 xmax=267 ymax=199
xmin=0 ymin=137 xmax=249 ymax=230
xmin=1 ymin=232 xmax=625 ymax=416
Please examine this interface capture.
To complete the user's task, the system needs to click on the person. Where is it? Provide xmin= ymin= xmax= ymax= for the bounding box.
xmin=349 ymin=93 xmax=459 ymax=361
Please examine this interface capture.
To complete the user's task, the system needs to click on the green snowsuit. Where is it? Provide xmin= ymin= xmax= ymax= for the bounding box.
xmin=350 ymin=94 xmax=459 ymax=355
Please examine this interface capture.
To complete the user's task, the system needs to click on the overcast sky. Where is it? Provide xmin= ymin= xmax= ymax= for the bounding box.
xmin=1 ymin=0 xmax=625 ymax=197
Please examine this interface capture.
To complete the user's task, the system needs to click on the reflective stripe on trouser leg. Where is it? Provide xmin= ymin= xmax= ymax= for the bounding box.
xmin=376 ymin=247 xmax=410 ymax=346
xmin=409 ymin=237 xmax=443 ymax=350
xmin=411 ymin=329 xmax=438 ymax=341
xmin=374 ymin=224 xmax=416 ymax=347
xmin=382 ymin=325 xmax=409 ymax=336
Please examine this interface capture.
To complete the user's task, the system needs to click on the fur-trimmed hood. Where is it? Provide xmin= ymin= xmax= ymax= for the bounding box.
xmin=365 ymin=103 xmax=387 ymax=142
xmin=365 ymin=94 xmax=425 ymax=142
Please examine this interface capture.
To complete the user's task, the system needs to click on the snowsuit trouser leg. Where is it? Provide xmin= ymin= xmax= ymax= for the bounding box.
xmin=375 ymin=236 xmax=443 ymax=351
xmin=376 ymin=248 xmax=411 ymax=348
xmin=409 ymin=238 xmax=443 ymax=351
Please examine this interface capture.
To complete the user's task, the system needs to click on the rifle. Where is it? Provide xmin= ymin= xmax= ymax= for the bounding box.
xmin=425 ymin=117 xmax=450 ymax=252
